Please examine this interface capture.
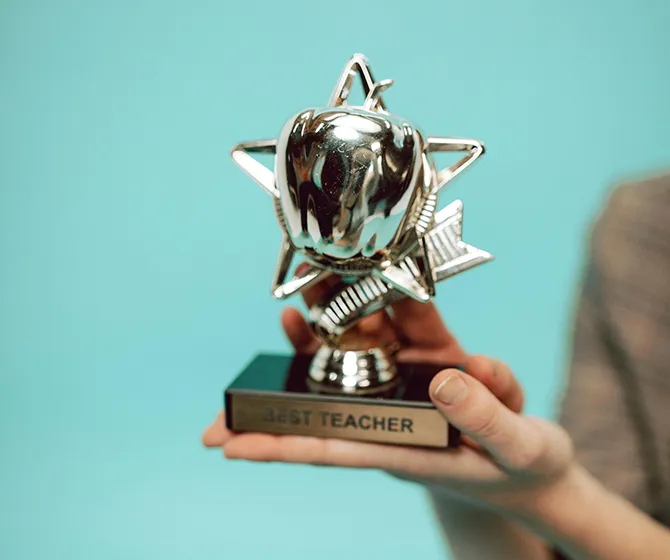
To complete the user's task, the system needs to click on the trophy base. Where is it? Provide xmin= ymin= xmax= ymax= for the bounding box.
xmin=224 ymin=354 xmax=460 ymax=448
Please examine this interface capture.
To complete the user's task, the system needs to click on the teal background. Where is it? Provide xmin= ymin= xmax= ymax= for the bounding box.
xmin=1 ymin=1 xmax=669 ymax=558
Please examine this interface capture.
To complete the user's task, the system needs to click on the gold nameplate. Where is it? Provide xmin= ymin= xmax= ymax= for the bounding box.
xmin=229 ymin=394 xmax=450 ymax=448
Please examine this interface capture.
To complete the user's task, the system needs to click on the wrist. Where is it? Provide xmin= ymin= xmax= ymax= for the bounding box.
xmin=511 ymin=462 xmax=670 ymax=559
xmin=508 ymin=463 xmax=610 ymax=555
xmin=513 ymin=463 xmax=593 ymax=528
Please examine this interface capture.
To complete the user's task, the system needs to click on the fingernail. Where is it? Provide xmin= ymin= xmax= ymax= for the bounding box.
xmin=433 ymin=373 xmax=468 ymax=404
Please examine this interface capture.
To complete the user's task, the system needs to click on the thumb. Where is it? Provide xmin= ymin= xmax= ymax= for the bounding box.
xmin=429 ymin=369 xmax=571 ymax=476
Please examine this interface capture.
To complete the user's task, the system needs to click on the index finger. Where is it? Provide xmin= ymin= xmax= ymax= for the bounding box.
xmin=391 ymin=298 xmax=465 ymax=357
xmin=464 ymin=355 xmax=525 ymax=413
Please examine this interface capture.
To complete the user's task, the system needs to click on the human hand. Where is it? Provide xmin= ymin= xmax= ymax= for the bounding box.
xmin=202 ymin=278 xmax=575 ymax=514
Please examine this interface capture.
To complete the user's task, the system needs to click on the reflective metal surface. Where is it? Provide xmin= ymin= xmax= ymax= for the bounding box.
xmin=310 ymin=200 xmax=492 ymax=346
xmin=275 ymin=107 xmax=423 ymax=263
xmin=309 ymin=347 xmax=398 ymax=395
xmin=230 ymin=54 xmax=492 ymax=393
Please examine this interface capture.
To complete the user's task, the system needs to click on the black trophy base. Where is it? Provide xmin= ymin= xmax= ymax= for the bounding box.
xmin=224 ymin=354 xmax=460 ymax=448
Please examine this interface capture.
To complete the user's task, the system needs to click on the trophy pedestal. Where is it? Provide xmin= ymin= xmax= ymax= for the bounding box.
xmin=224 ymin=354 xmax=460 ymax=448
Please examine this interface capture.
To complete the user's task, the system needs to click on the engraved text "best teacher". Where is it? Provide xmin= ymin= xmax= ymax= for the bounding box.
xmin=261 ymin=407 xmax=414 ymax=433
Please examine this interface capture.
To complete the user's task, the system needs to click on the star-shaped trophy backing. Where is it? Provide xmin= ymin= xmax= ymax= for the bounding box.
xmin=230 ymin=54 xmax=492 ymax=341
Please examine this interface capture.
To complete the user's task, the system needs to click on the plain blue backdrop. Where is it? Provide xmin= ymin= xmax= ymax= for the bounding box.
xmin=2 ymin=1 xmax=669 ymax=558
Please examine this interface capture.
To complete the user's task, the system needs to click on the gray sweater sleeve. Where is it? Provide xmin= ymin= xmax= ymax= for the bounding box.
xmin=557 ymin=178 xmax=670 ymax=522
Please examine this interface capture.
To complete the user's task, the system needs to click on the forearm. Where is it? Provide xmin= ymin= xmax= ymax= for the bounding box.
xmin=428 ymin=491 xmax=551 ymax=560
xmin=430 ymin=464 xmax=670 ymax=560
xmin=513 ymin=465 xmax=670 ymax=560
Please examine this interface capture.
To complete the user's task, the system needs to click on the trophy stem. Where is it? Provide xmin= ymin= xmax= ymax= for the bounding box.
xmin=307 ymin=346 xmax=399 ymax=395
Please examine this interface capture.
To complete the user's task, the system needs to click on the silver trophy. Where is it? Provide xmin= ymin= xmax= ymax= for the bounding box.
xmin=224 ymin=55 xmax=491 ymax=448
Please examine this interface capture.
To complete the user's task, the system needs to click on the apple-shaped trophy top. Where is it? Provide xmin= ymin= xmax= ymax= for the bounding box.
xmin=275 ymin=105 xmax=424 ymax=266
